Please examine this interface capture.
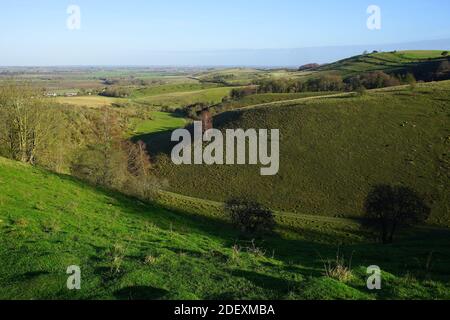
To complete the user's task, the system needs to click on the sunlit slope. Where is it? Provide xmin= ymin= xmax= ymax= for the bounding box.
xmin=319 ymin=50 xmax=449 ymax=77
xmin=153 ymin=81 xmax=450 ymax=226
xmin=1 ymin=156 xmax=449 ymax=300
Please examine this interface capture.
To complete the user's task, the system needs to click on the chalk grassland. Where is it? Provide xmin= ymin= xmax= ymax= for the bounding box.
xmin=133 ymin=87 xmax=237 ymax=108
xmin=0 ymin=50 xmax=449 ymax=300
xmin=53 ymin=84 xmax=236 ymax=109
xmin=130 ymin=82 xmax=221 ymax=98
xmin=319 ymin=50 xmax=449 ymax=76
xmin=0 ymin=157 xmax=449 ymax=300
xmin=148 ymin=81 xmax=450 ymax=227
xmin=194 ymin=68 xmax=314 ymax=86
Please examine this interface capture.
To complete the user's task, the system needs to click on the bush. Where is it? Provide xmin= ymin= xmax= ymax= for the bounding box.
xmin=363 ymin=185 xmax=431 ymax=244
xmin=225 ymin=199 xmax=276 ymax=235
xmin=345 ymin=71 xmax=400 ymax=91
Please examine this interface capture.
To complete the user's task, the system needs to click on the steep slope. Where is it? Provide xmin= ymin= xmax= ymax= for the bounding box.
xmin=151 ymin=81 xmax=450 ymax=226
xmin=1 ymin=157 xmax=449 ymax=299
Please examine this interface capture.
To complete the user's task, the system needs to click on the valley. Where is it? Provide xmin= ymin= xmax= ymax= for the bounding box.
xmin=1 ymin=50 xmax=449 ymax=300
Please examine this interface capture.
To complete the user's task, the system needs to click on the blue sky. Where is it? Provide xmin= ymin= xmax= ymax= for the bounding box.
xmin=1 ymin=0 xmax=450 ymax=66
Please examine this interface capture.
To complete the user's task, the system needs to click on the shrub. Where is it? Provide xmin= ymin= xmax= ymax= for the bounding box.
xmin=224 ymin=198 xmax=276 ymax=235
xmin=322 ymin=249 xmax=353 ymax=283
xmin=363 ymin=185 xmax=431 ymax=244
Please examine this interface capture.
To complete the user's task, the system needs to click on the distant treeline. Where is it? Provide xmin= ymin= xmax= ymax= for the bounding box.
xmin=99 ymin=86 xmax=131 ymax=98
xmin=226 ymin=59 xmax=450 ymax=97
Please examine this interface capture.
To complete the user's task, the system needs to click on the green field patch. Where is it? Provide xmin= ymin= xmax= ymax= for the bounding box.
xmin=134 ymin=87 xmax=236 ymax=108
xmin=129 ymin=112 xmax=187 ymax=136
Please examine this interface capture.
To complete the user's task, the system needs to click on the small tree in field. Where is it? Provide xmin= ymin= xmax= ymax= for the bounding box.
xmin=405 ymin=73 xmax=417 ymax=91
xmin=363 ymin=185 xmax=430 ymax=244
xmin=355 ymin=86 xmax=366 ymax=96
xmin=225 ymin=199 xmax=276 ymax=235
xmin=442 ymin=51 xmax=448 ymax=57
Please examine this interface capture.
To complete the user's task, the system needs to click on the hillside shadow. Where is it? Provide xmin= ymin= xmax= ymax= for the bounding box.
xmin=230 ymin=270 xmax=297 ymax=297
xmin=132 ymin=129 xmax=175 ymax=157
xmin=114 ymin=286 xmax=168 ymax=300
xmin=14 ymin=271 xmax=50 ymax=281
xmin=43 ymin=167 xmax=450 ymax=285
xmin=132 ymin=110 xmax=245 ymax=157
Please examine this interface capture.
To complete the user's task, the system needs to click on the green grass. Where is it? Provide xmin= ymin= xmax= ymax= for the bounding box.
xmin=148 ymin=81 xmax=450 ymax=227
xmin=219 ymin=92 xmax=340 ymax=111
xmin=0 ymin=157 xmax=449 ymax=300
xmin=129 ymin=112 xmax=187 ymax=136
xmin=396 ymin=50 xmax=448 ymax=60
xmin=53 ymin=96 xmax=124 ymax=108
xmin=319 ymin=50 xmax=449 ymax=77
xmin=134 ymin=87 xmax=236 ymax=108
xmin=130 ymin=83 xmax=220 ymax=98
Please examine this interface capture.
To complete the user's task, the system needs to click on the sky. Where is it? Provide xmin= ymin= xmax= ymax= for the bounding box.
xmin=1 ymin=0 xmax=450 ymax=66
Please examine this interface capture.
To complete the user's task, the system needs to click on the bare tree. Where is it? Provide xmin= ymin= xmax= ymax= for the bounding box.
xmin=0 ymin=83 xmax=64 ymax=165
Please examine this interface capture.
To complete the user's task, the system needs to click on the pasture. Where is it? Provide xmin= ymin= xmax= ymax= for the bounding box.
xmin=0 ymin=157 xmax=448 ymax=300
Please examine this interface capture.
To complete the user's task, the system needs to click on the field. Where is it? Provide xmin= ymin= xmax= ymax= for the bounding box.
xmin=133 ymin=87 xmax=236 ymax=108
xmin=129 ymin=112 xmax=187 ymax=136
xmin=0 ymin=157 xmax=449 ymax=300
xmin=54 ymin=96 xmax=124 ymax=108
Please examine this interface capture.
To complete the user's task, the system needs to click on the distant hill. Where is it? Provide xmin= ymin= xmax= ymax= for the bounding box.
xmin=318 ymin=50 xmax=450 ymax=81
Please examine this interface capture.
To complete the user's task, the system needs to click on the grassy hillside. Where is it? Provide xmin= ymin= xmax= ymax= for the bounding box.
xmin=216 ymin=92 xmax=340 ymax=111
xmin=319 ymin=50 xmax=449 ymax=78
xmin=148 ymin=81 xmax=450 ymax=226
xmin=130 ymin=82 xmax=220 ymax=98
xmin=0 ymin=157 xmax=449 ymax=300
xmin=129 ymin=111 xmax=187 ymax=136
xmin=133 ymin=87 xmax=236 ymax=108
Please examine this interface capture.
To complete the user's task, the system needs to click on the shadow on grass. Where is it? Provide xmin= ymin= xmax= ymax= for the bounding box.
xmin=45 ymin=164 xmax=450 ymax=286
xmin=230 ymin=270 xmax=297 ymax=297
xmin=15 ymin=271 xmax=50 ymax=281
xmin=114 ymin=286 xmax=169 ymax=300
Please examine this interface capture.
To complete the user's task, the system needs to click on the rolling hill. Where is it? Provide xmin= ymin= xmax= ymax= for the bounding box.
xmin=1 ymin=157 xmax=449 ymax=300
xmin=146 ymin=80 xmax=450 ymax=227
xmin=318 ymin=50 xmax=450 ymax=80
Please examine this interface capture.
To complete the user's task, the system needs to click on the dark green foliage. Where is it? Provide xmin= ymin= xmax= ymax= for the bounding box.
xmin=225 ymin=199 xmax=276 ymax=235
xmin=363 ymin=185 xmax=431 ymax=244
xmin=230 ymin=87 xmax=258 ymax=100
xmin=345 ymin=71 xmax=400 ymax=90
xmin=255 ymin=75 xmax=344 ymax=94
xmin=99 ymin=86 xmax=131 ymax=98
